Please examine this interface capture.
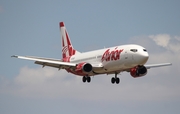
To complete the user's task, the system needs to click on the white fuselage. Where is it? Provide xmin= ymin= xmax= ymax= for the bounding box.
xmin=69 ymin=44 xmax=149 ymax=75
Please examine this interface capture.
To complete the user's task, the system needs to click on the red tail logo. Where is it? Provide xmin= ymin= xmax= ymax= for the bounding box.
xmin=61 ymin=31 xmax=76 ymax=58
xmin=60 ymin=22 xmax=76 ymax=58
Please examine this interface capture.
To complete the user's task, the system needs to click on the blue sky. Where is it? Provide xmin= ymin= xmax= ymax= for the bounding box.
xmin=0 ymin=0 xmax=180 ymax=114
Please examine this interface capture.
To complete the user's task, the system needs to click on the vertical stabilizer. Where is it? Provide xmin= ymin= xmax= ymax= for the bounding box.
xmin=60 ymin=22 xmax=80 ymax=58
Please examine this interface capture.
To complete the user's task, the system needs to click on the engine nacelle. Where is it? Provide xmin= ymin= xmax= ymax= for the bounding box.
xmin=130 ymin=65 xmax=147 ymax=78
xmin=75 ymin=62 xmax=93 ymax=74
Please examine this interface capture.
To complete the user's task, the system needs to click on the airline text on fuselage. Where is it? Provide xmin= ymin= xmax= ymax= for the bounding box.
xmin=101 ymin=47 xmax=123 ymax=62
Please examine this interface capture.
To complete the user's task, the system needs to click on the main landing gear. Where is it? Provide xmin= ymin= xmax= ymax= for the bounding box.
xmin=82 ymin=74 xmax=120 ymax=84
xmin=111 ymin=73 xmax=120 ymax=84
xmin=82 ymin=76 xmax=91 ymax=83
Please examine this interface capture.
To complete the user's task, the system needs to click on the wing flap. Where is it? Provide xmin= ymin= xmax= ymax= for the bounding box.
xmin=34 ymin=61 xmax=64 ymax=69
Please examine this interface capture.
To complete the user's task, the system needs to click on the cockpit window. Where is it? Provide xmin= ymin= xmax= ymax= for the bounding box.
xmin=130 ymin=49 xmax=138 ymax=52
xmin=143 ymin=49 xmax=147 ymax=52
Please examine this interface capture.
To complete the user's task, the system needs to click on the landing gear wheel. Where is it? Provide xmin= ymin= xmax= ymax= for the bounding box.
xmin=87 ymin=77 xmax=91 ymax=83
xmin=116 ymin=77 xmax=120 ymax=84
xmin=111 ymin=73 xmax=120 ymax=84
xmin=82 ymin=76 xmax=91 ymax=83
xmin=111 ymin=77 xmax=116 ymax=84
xmin=82 ymin=76 xmax=86 ymax=83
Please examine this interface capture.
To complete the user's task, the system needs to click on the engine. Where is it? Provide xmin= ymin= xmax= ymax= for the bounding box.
xmin=130 ymin=65 xmax=147 ymax=78
xmin=75 ymin=62 xmax=93 ymax=74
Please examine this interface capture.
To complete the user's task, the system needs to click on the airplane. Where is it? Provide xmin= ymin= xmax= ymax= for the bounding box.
xmin=12 ymin=22 xmax=172 ymax=84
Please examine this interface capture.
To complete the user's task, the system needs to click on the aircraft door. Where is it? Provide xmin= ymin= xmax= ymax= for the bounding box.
xmin=124 ymin=49 xmax=133 ymax=66
xmin=124 ymin=50 xmax=128 ymax=60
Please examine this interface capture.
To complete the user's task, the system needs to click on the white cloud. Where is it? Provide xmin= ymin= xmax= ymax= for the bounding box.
xmin=1 ymin=66 xmax=178 ymax=102
xmin=149 ymin=34 xmax=180 ymax=53
xmin=175 ymin=36 xmax=180 ymax=41
xmin=149 ymin=34 xmax=170 ymax=48
xmin=1 ymin=34 xmax=180 ymax=103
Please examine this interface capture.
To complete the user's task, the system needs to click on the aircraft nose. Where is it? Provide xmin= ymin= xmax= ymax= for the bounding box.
xmin=134 ymin=51 xmax=149 ymax=65
xmin=139 ymin=52 xmax=149 ymax=65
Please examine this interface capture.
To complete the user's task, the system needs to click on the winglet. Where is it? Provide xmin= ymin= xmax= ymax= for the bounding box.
xmin=11 ymin=55 xmax=18 ymax=58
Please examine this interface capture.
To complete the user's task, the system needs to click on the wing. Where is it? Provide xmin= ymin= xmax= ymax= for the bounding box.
xmin=11 ymin=55 xmax=76 ymax=69
xmin=145 ymin=63 xmax=172 ymax=69
xmin=11 ymin=55 xmax=103 ymax=70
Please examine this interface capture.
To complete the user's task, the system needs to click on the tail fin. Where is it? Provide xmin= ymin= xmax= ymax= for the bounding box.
xmin=59 ymin=22 xmax=80 ymax=58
